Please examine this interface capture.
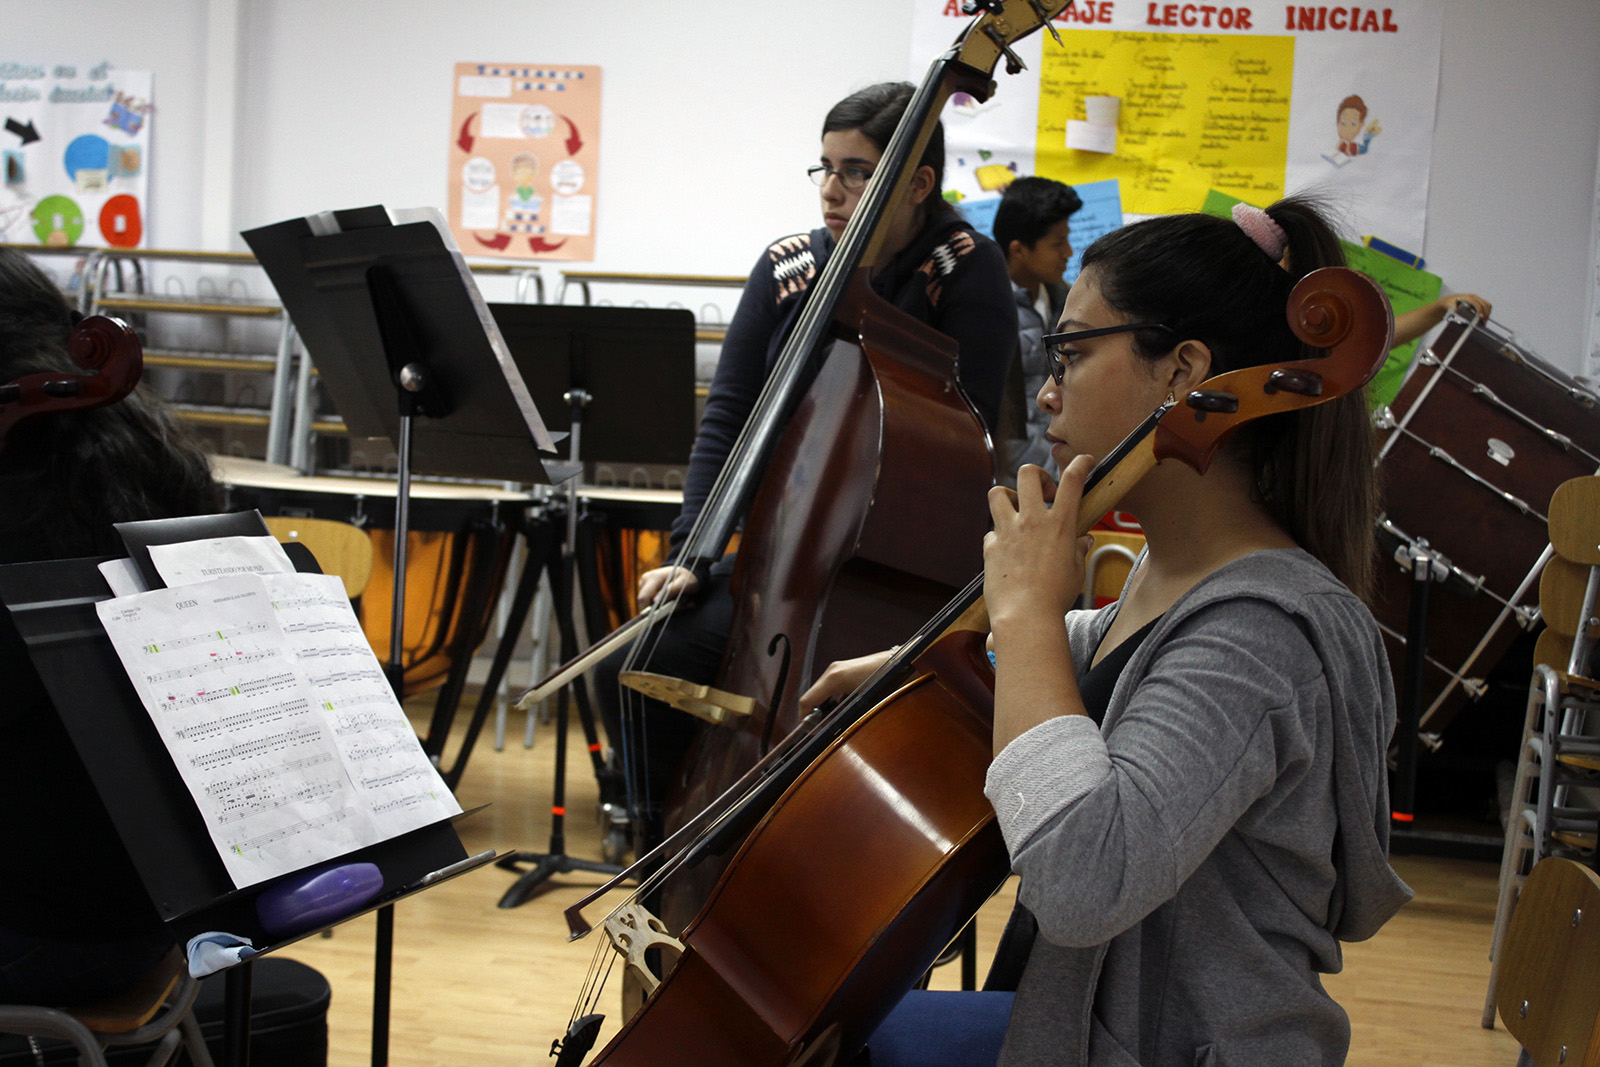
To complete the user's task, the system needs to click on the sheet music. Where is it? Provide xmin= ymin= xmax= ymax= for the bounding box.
xmin=148 ymin=534 xmax=295 ymax=586
xmin=95 ymin=570 xmax=461 ymax=887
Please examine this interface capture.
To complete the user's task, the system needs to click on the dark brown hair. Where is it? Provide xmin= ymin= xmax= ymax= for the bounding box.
xmin=0 ymin=247 xmax=220 ymax=561
xmin=1079 ymin=197 xmax=1378 ymax=599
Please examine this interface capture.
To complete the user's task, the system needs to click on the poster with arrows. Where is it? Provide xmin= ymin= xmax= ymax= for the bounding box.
xmin=447 ymin=62 xmax=600 ymax=261
xmin=0 ymin=62 xmax=152 ymax=249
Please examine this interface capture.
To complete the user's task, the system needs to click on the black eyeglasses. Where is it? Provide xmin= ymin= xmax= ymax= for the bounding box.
xmin=1042 ymin=322 xmax=1174 ymax=384
xmin=807 ymin=163 xmax=874 ymax=191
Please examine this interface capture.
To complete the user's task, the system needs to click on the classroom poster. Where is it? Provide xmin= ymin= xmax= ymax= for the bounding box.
xmin=447 ymin=63 xmax=601 ymax=261
xmin=912 ymin=2 xmax=1443 ymax=253
xmin=0 ymin=61 xmax=153 ymax=248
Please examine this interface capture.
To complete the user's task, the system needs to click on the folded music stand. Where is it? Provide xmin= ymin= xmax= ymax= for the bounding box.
xmin=448 ymin=303 xmax=697 ymax=907
xmin=0 ymin=512 xmax=492 ymax=1067
xmin=241 ymin=206 xmax=566 ymax=703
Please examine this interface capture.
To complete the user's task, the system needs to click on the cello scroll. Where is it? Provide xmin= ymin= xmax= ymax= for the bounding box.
xmin=0 ymin=313 xmax=144 ymax=451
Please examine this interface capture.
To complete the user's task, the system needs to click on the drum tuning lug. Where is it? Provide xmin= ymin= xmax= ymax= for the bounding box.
xmin=1461 ymin=678 xmax=1488 ymax=701
xmin=1372 ymin=405 xmax=1396 ymax=430
xmin=1514 ymin=604 xmax=1541 ymax=630
xmin=1264 ymin=368 xmax=1323 ymax=397
xmin=1418 ymin=352 xmax=1441 ymax=367
xmin=1544 ymin=427 xmax=1575 ymax=451
xmin=1185 ymin=389 xmax=1239 ymax=416
xmin=1420 ymin=732 xmax=1443 ymax=753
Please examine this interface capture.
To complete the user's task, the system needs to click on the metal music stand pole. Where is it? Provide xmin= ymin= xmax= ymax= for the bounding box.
xmin=494 ymin=387 xmax=625 ymax=907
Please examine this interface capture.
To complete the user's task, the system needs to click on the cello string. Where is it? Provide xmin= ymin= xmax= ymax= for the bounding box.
xmin=575 ymin=402 xmax=1179 ymax=933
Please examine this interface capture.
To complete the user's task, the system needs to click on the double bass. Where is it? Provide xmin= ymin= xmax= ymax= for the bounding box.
xmin=553 ymin=265 xmax=1394 ymax=1065
xmin=635 ymin=0 xmax=1075 ymax=926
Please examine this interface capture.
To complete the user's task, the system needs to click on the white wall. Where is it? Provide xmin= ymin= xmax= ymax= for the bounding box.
xmin=6 ymin=0 xmax=1600 ymax=373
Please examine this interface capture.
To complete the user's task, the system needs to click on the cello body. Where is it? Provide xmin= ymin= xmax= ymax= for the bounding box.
xmin=594 ymin=630 xmax=1005 ymax=1067
xmin=660 ymin=269 xmax=995 ymax=924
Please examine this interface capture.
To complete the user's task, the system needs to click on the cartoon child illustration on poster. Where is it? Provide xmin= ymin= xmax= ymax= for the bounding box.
xmin=509 ymin=152 xmax=541 ymax=211
xmin=1323 ymin=94 xmax=1382 ymax=167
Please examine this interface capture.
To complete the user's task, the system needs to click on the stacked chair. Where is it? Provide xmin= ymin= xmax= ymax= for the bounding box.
xmin=1484 ymin=476 xmax=1600 ymax=1048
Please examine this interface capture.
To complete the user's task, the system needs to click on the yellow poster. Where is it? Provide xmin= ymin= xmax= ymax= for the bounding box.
xmin=1035 ymin=31 xmax=1294 ymax=215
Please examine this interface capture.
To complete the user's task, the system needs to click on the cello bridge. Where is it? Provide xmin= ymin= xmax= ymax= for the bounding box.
xmin=604 ymin=903 xmax=685 ymax=1018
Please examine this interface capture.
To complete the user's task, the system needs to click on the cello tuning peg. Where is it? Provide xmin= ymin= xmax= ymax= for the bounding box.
xmin=1184 ymin=389 xmax=1239 ymax=415
xmin=1265 ymin=368 xmax=1324 ymax=397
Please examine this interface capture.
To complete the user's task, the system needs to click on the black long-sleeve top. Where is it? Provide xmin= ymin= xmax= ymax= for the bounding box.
xmin=669 ymin=214 xmax=1015 ymax=556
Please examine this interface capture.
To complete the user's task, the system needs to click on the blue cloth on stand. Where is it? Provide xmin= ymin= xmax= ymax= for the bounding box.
xmin=861 ymin=990 xmax=1013 ymax=1067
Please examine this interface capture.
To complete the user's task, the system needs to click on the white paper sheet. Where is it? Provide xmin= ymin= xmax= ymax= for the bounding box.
xmin=95 ymin=571 xmax=460 ymax=888
xmin=148 ymin=535 xmax=296 ymax=587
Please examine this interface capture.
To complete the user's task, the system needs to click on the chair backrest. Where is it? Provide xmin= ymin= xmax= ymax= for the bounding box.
xmin=1496 ymin=856 xmax=1600 ymax=1067
xmin=1550 ymin=477 xmax=1600 ymax=566
xmin=1542 ymin=477 xmax=1600 ymax=683
xmin=1083 ymin=531 xmax=1146 ymax=608
xmin=263 ymin=515 xmax=374 ymax=599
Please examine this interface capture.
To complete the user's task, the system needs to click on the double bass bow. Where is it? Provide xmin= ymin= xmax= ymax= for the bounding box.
xmin=552 ymin=266 xmax=1394 ymax=1066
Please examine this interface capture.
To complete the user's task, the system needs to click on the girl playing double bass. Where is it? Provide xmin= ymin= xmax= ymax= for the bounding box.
xmin=807 ymin=197 xmax=1412 ymax=1066
xmin=595 ymin=81 xmax=1015 ymax=852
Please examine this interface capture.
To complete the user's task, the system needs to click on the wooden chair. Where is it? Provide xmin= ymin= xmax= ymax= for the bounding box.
xmin=1486 ymin=476 xmax=1600 ymax=1026
xmin=262 ymin=515 xmax=374 ymax=600
xmin=1081 ymin=531 xmax=1145 ymax=609
xmin=1494 ymin=856 xmax=1600 ymax=1067
xmin=0 ymin=949 xmax=215 ymax=1067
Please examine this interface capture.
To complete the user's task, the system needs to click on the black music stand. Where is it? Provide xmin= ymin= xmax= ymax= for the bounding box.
xmin=445 ymin=303 xmax=697 ymax=908
xmin=241 ymin=206 xmax=566 ymax=703
xmin=0 ymin=513 xmax=493 ymax=1067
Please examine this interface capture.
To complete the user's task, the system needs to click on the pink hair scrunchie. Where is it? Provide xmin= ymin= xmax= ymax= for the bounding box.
xmin=1231 ymin=202 xmax=1288 ymax=261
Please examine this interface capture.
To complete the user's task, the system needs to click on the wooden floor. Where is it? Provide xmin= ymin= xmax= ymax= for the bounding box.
xmin=275 ymin=694 xmax=1525 ymax=1066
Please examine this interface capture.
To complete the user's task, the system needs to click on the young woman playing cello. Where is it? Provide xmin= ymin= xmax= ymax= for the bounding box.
xmin=807 ymin=197 xmax=1413 ymax=1066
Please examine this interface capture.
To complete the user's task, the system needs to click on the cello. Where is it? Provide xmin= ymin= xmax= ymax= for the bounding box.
xmin=554 ymin=266 xmax=1395 ymax=1066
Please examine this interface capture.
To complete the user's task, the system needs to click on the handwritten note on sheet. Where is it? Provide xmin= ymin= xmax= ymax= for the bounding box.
xmin=96 ymin=571 xmax=460 ymax=888
xmin=1036 ymin=31 xmax=1295 ymax=214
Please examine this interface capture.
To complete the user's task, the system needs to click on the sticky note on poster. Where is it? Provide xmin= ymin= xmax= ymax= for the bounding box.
xmin=1037 ymin=31 xmax=1294 ymax=216
xmin=1065 ymin=120 xmax=1117 ymax=154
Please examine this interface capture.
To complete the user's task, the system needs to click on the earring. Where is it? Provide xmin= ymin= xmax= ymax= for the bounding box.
xmin=1166 ymin=389 xmax=1176 ymax=405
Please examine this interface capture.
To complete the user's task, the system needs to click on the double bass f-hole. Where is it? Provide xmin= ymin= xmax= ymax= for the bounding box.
xmin=760 ymin=632 xmax=792 ymax=757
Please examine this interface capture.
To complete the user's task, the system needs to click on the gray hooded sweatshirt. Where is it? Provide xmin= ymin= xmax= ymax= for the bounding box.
xmin=984 ymin=548 xmax=1413 ymax=1067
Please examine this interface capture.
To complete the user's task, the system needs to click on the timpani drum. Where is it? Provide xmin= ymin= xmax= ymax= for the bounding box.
xmin=210 ymin=456 xmax=521 ymax=699
xmin=1372 ymin=314 xmax=1600 ymax=738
